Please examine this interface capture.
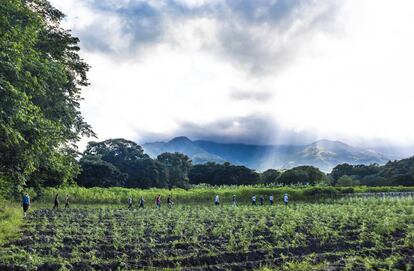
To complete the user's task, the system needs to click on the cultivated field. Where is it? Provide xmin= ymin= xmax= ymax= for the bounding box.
xmin=1 ymin=198 xmax=414 ymax=270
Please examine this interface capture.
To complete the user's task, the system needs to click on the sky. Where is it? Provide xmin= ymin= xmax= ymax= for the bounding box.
xmin=50 ymin=0 xmax=414 ymax=148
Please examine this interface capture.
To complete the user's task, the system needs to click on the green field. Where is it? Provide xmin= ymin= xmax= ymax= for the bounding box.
xmin=1 ymin=196 xmax=414 ymax=270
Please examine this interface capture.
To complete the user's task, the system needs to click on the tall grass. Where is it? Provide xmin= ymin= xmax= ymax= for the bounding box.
xmin=0 ymin=201 xmax=23 ymax=244
xmin=40 ymin=185 xmax=414 ymax=205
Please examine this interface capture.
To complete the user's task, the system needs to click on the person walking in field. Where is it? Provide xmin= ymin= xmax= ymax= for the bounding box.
xmin=53 ymin=194 xmax=59 ymax=209
xmin=214 ymin=195 xmax=220 ymax=206
xmin=128 ymin=197 xmax=133 ymax=209
xmin=269 ymin=195 xmax=274 ymax=205
xmin=259 ymin=195 xmax=264 ymax=206
xmin=139 ymin=196 xmax=145 ymax=209
xmin=22 ymin=193 xmax=30 ymax=217
xmin=167 ymin=194 xmax=173 ymax=208
xmin=65 ymin=195 xmax=70 ymax=209
xmin=251 ymin=195 xmax=257 ymax=205
xmin=283 ymin=193 xmax=289 ymax=206
xmin=155 ymin=195 xmax=161 ymax=209
xmin=232 ymin=195 xmax=237 ymax=206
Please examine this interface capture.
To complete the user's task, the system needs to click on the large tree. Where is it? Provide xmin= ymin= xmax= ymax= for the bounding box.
xmin=83 ymin=138 xmax=149 ymax=168
xmin=278 ymin=166 xmax=326 ymax=185
xmin=157 ymin=152 xmax=192 ymax=188
xmin=0 ymin=0 xmax=93 ymax=196
xmin=189 ymin=162 xmax=260 ymax=186
xmin=78 ymin=139 xmax=168 ymax=188
xmin=77 ymin=156 xmax=126 ymax=188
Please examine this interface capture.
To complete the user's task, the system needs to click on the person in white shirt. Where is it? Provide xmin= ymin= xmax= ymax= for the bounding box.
xmin=269 ymin=195 xmax=274 ymax=205
xmin=214 ymin=195 xmax=220 ymax=206
xmin=251 ymin=195 xmax=257 ymax=205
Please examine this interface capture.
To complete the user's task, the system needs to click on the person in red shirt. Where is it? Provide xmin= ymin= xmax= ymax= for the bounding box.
xmin=155 ymin=195 xmax=161 ymax=209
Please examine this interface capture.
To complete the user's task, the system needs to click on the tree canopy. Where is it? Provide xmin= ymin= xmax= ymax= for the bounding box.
xmin=189 ymin=162 xmax=260 ymax=186
xmin=0 ymin=0 xmax=93 ymax=196
xmin=278 ymin=166 xmax=326 ymax=185
xmin=330 ymin=158 xmax=414 ymax=186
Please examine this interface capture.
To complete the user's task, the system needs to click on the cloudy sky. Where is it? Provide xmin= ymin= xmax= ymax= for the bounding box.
xmin=50 ymin=0 xmax=414 ymax=148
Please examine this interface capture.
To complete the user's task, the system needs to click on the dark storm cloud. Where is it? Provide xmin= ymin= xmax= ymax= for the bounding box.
xmin=74 ymin=0 xmax=341 ymax=71
xmin=137 ymin=114 xmax=319 ymax=146
xmin=75 ymin=0 xmax=164 ymax=53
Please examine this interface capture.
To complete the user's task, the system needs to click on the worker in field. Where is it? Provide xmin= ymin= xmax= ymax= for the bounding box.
xmin=155 ymin=195 xmax=161 ymax=209
xmin=269 ymin=195 xmax=274 ymax=205
xmin=251 ymin=195 xmax=257 ymax=205
xmin=22 ymin=192 xmax=30 ymax=217
xmin=167 ymin=194 xmax=173 ymax=208
xmin=214 ymin=195 xmax=220 ymax=205
xmin=259 ymin=195 xmax=264 ymax=205
xmin=283 ymin=193 xmax=289 ymax=206
xmin=53 ymin=194 xmax=59 ymax=209
xmin=127 ymin=196 xmax=133 ymax=209
xmin=139 ymin=196 xmax=145 ymax=208
xmin=65 ymin=195 xmax=70 ymax=209
xmin=232 ymin=195 xmax=237 ymax=206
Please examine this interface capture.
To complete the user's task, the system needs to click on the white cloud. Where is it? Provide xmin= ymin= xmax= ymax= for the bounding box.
xmin=50 ymin=0 xmax=414 ymax=149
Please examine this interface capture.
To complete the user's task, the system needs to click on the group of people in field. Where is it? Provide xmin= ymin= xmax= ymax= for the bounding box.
xmin=21 ymin=193 xmax=71 ymax=217
xmin=214 ymin=193 xmax=289 ymax=206
xmin=127 ymin=194 xmax=174 ymax=209
xmin=52 ymin=194 xmax=70 ymax=209
xmin=22 ymin=192 xmax=289 ymax=217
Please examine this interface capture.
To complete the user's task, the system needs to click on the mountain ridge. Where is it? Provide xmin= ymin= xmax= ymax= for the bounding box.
xmin=142 ymin=137 xmax=389 ymax=172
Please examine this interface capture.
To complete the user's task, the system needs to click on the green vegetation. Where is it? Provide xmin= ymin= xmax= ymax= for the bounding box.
xmin=1 ymin=198 xmax=414 ymax=270
xmin=0 ymin=0 xmax=93 ymax=197
xmin=331 ymin=157 xmax=414 ymax=186
xmin=0 ymin=201 xmax=23 ymax=245
xmin=39 ymin=185 xmax=414 ymax=205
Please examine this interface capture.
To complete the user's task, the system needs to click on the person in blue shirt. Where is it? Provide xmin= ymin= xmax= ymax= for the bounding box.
xmin=22 ymin=193 xmax=30 ymax=217
xmin=259 ymin=195 xmax=264 ymax=206
xmin=283 ymin=193 xmax=289 ymax=206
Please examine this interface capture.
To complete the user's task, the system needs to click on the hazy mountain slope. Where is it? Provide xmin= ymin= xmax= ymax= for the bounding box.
xmin=143 ymin=137 xmax=389 ymax=171
xmin=285 ymin=139 xmax=388 ymax=171
xmin=142 ymin=137 xmax=225 ymax=164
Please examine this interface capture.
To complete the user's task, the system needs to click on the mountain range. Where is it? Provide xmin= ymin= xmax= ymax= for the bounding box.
xmin=142 ymin=136 xmax=389 ymax=172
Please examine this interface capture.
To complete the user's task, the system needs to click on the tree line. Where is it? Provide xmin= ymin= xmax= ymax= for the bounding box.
xmin=74 ymin=138 xmax=332 ymax=189
xmin=76 ymin=138 xmax=414 ymax=189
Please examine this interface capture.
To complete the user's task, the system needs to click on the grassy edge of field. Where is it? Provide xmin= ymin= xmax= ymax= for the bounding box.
xmin=39 ymin=185 xmax=414 ymax=205
xmin=0 ymin=201 xmax=24 ymax=245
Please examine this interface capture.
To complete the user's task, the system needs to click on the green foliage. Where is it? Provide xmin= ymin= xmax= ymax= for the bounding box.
xmin=157 ymin=152 xmax=192 ymax=188
xmin=336 ymin=175 xmax=360 ymax=186
xmin=189 ymin=162 xmax=260 ymax=186
xmin=0 ymin=0 xmax=93 ymax=196
xmin=331 ymin=157 xmax=414 ymax=186
xmin=77 ymin=156 xmax=126 ymax=188
xmin=0 ymin=200 xmax=23 ymax=244
xmin=37 ymin=185 xmax=414 ymax=205
xmin=78 ymin=139 xmax=169 ymax=188
xmin=259 ymin=169 xmax=281 ymax=183
xmin=278 ymin=166 xmax=326 ymax=185
xmin=83 ymin=138 xmax=149 ymax=165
